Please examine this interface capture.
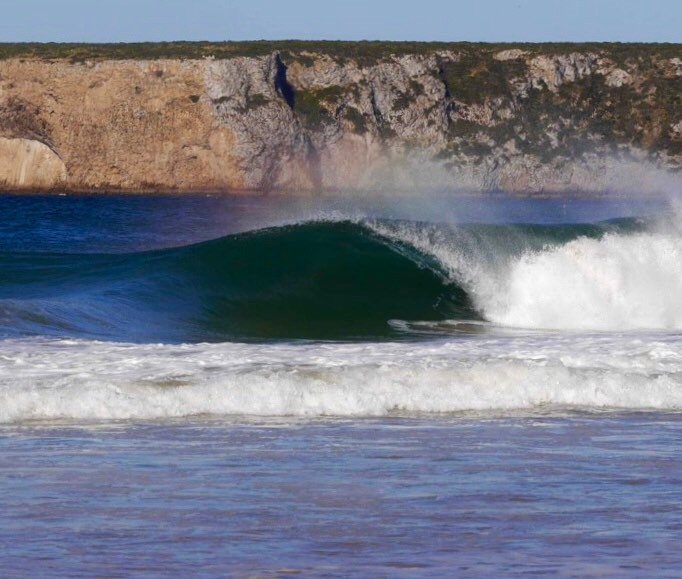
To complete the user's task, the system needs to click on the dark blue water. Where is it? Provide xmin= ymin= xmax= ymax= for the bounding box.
xmin=0 ymin=194 xmax=662 ymax=342
xmin=0 ymin=193 xmax=665 ymax=253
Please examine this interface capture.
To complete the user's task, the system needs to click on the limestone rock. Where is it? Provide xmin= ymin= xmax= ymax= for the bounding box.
xmin=494 ymin=49 xmax=528 ymax=61
xmin=0 ymin=44 xmax=679 ymax=195
xmin=0 ymin=137 xmax=66 ymax=188
xmin=528 ymin=53 xmax=599 ymax=92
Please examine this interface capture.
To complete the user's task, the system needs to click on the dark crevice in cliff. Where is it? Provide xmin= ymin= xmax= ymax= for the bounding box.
xmin=274 ymin=54 xmax=295 ymax=109
xmin=437 ymin=64 xmax=452 ymax=100
xmin=369 ymin=85 xmax=383 ymax=127
xmin=436 ymin=63 xmax=455 ymax=127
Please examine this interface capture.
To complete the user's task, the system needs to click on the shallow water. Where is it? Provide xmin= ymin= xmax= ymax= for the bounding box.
xmin=1 ymin=193 xmax=681 ymax=575
xmin=2 ymin=414 xmax=682 ymax=576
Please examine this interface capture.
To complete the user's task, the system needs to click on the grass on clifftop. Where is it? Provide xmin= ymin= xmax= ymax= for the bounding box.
xmin=0 ymin=41 xmax=679 ymax=63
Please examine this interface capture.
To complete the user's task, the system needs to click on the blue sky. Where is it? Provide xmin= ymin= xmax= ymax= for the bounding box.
xmin=1 ymin=0 xmax=680 ymax=43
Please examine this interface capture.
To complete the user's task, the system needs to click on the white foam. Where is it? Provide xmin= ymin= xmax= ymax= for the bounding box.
xmin=1 ymin=334 xmax=682 ymax=423
xmin=367 ymin=220 xmax=682 ymax=331
xmin=488 ymin=233 xmax=682 ymax=330
xmin=4 ymin=217 xmax=682 ymax=424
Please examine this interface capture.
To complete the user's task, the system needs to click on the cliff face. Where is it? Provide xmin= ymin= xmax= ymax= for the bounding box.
xmin=0 ymin=43 xmax=680 ymax=194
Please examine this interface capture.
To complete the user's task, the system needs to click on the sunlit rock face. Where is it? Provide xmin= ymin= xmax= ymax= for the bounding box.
xmin=0 ymin=43 xmax=679 ymax=194
xmin=0 ymin=138 xmax=66 ymax=189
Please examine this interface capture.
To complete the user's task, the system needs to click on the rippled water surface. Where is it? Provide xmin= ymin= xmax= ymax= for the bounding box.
xmin=2 ymin=415 xmax=682 ymax=576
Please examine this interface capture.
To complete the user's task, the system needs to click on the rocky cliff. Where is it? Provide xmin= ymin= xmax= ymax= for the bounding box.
xmin=0 ymin=42 xmax=680 ymax=194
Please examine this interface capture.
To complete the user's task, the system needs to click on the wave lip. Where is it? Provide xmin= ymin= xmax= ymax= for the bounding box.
xmin=367 ymin=218 xmax=682 ymax=332
xmin=2 ymin=335 xmax=682 ymax=424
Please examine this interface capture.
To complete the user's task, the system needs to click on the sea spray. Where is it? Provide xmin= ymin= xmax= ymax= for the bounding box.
xmin=487 ymin=232 xmax=682 ymax=329
xmin=366 ymin=214 xmax=682 ymax=331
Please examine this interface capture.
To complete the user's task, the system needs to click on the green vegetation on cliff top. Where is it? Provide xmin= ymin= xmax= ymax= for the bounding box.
xmin=0 ymin=41 xmax=679 ymax=161
xmin=0 ymin=41 xmax=679 ymax=63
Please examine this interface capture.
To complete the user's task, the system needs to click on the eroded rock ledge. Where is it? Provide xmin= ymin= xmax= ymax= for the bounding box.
xmin=0 ymin=42 xmax=680 ymax=194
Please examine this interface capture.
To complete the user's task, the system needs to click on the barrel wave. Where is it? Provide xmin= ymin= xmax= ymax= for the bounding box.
xmin=0 ymin=215 xmax=675 ymax=342
xmin=3 ymin=208 xmax=682 ymax=422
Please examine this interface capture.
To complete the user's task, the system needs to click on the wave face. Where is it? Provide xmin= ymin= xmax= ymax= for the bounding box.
xmin=1 ymin=215 xmax=679 ymax=341
xmin=0 ymin=221 xmax=474 ymax=341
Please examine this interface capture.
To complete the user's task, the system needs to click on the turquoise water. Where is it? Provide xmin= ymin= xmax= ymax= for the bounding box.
xmin=1 ymin=194 xmax=680 ymax=575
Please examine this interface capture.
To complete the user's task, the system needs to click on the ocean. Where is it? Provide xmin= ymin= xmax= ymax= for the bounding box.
xmin=1 ymin=193 xmax=681 ymax=576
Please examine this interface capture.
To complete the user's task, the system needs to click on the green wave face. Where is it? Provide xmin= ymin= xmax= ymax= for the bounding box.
xmin=164 ymin=221 xmax=476 ymax=340
xmin=0 ymin=221 xmax=475 ymax=341
xmin=0 ymin=218 xmax=643 ymax=342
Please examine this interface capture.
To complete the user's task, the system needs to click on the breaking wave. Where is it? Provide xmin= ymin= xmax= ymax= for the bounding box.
xmin=1 ymin=334 xmax=682 ymax=423
xmin=3 ymin=212 xmax=682 ymax=423
xmin=1 ymin=215 xmax=673 ymax=341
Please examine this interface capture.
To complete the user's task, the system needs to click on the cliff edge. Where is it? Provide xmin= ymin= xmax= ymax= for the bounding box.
xmin=0 ymin=42 xmax=680 ymax=194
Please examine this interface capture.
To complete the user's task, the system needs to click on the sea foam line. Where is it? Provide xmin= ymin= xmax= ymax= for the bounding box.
xmin=1 ymin=336 xmax=682 ymax=423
